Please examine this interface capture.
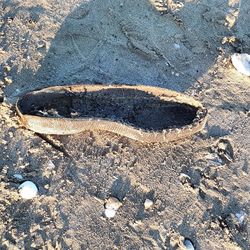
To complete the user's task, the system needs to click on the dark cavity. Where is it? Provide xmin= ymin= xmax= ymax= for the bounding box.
xmin=18 ymin=88 xmax=198 ymax=131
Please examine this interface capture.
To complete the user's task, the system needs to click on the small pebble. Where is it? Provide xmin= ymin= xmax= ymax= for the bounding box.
xmin=13 ymin=174 xmax=23 ymax=180
xmin=231 ymin=53 xmax=250 ymax=76
xmin=104 ymin=208 xmax=117 ymax=218
xmin=18 ymin=181 xmax=38 ymax=199
xmin=144 ymin=198 xmax=153 ymax=210
xmin=104 ymin=197 xmax=122 ymax=218
xmin=105 ymin=197 xmax=122 ymax=210
xmin=235 ymin=211 xmax=246 ymax=225
xmin=184 ymin=238 xmax=195 ymax=250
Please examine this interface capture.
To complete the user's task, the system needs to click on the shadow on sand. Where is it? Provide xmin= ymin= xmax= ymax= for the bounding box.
xmin=3 ymin=0 xmax=238 ymax=101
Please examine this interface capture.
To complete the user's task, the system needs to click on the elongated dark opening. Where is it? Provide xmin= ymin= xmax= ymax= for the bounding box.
xmin=18 ymin=88 xmax=198 ymax=131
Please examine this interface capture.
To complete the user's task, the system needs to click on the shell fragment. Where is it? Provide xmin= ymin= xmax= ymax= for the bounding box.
xmin=184 ymin=238 xmax=195 ymax=250
xmin=18 ymin=181 xmax=38 ymax=199
xmin=231 ymin=53 xmax=250 ymax=76
xmin=104 ymin=197 xmax=122 ymax=218
xmin=13 ymin=174 xmax=23 ymax=180
xmin=235 ymin=211 xmax=246 ymax=225
xmin=144 ymin=199 xmax=154 ymax=210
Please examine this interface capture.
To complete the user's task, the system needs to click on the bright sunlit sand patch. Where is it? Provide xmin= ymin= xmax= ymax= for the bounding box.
xmin=225 ymin=0 xmax=240 ymax=28
xmin=148 ymin=0 xmax=184 ymax=13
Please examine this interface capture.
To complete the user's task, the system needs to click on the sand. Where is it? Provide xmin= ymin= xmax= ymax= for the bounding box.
xmin=0 ymin=0 xmax=249 ymax=249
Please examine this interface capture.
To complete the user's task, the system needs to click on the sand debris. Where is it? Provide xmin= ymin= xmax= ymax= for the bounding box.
xmin=179 ymin=173 xmax=191 ymax=184
xmin=3 ymin=76 xmax=12 ymax=85
xmin=235 ymin=211 xmax=246 ymax=225
xmin=217 ymin=138 xmax=234 ymax=163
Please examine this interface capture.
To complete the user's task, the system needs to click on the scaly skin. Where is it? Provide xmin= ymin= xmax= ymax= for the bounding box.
xmin=16 ymin=84 xmax=207 ymax=143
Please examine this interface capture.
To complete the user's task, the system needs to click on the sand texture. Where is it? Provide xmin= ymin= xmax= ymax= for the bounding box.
xmin=0 ymin=0 xmax=250 ymax=249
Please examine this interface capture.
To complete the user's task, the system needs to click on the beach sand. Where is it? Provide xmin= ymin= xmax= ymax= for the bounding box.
xmin=0 ymin=0 xmax=249 ymax=249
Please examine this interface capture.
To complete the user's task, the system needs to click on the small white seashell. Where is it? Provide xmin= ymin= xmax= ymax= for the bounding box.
xmin=231 ymin=53 xmax=250 ymax=76
xmin=235 ymin=211 xmax=246 ymax=225
xmin=18 ymin=181 xmax=38 ymax=199
xmin=144 ymin=199 xmax=154 ymax=210
xmin=104 ymin=208 xmax=117 ymax=218
xmin=13 ymin=174 xmax=23 ymax=180
xmin=184 ymin=238 xmax=195 ymax=250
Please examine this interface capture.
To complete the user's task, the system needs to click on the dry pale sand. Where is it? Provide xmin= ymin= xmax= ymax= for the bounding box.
xmin=0 ymin=0 xmax=250 ymax=249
